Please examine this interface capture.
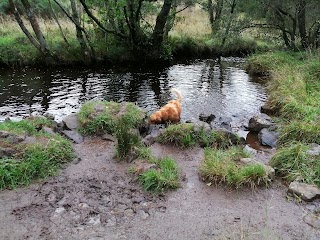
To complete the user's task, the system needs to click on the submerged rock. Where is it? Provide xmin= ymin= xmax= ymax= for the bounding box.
xmin=199 ymin=113 xmax=216 ymax=124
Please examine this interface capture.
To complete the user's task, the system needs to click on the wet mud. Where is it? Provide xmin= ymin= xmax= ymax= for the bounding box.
xmin=0 ymin=138 xmax=320 ymax=240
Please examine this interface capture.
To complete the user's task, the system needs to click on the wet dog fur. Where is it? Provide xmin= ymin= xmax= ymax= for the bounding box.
xmin=149 ymin=88 xmax=182 ymax=124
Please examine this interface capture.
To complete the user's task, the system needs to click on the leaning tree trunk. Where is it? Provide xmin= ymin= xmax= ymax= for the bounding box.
xmin=9 ymin=0 xmax=43 ymax=53
xmin=70 ymin=0 xmax=92 ymax=63
xmin=20 ymin=0 xmax=52 ymax=60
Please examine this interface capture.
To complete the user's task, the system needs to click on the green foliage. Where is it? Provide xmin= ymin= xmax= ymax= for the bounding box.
xmin=0 ymin=121 xmax=74 ymax=190
xmin=270 ymin=143 xmax=320 ymax=187
xmin=139 ymin=157 xmax=180 ymax=192
xmin=199 ymin=147 xmax=268 ymax=188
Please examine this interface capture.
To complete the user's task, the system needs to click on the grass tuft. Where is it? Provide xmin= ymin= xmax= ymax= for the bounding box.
xmin=270 ymin=143 xmax=320 ymax=187
xmin=138 ymin=156 xmax=180 ymax=192
xmin=199 ymin=147 xmax=268 ymax=188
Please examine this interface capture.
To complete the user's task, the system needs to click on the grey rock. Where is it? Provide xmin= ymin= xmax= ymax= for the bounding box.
xmin=258 ymin=128 xmax=279 ymax=148
xmin=142 ymin=135 xmax=155 ymax=146
xmin=102 ymin=133 xmax=116 ymax=142
xmin=7 ymin=134 xmax=26 ymax=144
xmin=94 ymin=103 xmax=106 ymax=113
xmin=43 ymin=112 xmax=55 ymax=120
xmin=307 ymin=143 xmax=320 ymax=156
xmin=199 ymin=113 xmax=216 ymax=124
xmin=0 ymin=147 xmax=16 ymax=158
xmin=0 ymin=131 xmax=9 ymax=138
xmin=240 ymin=158 xmax=275 ymax=180
xmin=61 ymin=130 xmax=84 ymax=144
xmin=304 ymin=215 xmax=320 ymax=229
xmin=288 ymin=181 xmax=320 ymax=201
xmin=42 ymin=127 xmax=56 ymax=135
xmin=243 ymin=145 xmax=258 ymax=155
xmin=23 ymin=136 xmax=37 ymax=144
xmin=248 ymin=115 xmax=275 ymax=132
xmin=62 ymin=114 xmax=79 ymax=130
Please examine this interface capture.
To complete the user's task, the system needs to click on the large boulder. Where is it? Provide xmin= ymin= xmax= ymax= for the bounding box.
xmin=62 ymin=114 xmax=79 ymax=130
xmin=288 ymin=181 xmax=320 ymax=201
xmin=258 ymin=128 xmax=279 ymax=148
xmin=248 ymin=114 xmax=275 ymax=132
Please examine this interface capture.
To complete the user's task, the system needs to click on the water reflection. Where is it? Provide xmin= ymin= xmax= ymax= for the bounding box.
xmin=0 ymin=58 xmax=267 ymax=123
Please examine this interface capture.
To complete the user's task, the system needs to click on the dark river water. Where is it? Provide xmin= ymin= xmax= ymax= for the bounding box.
xmin=0 ymin=57 xmax=267 ymax=129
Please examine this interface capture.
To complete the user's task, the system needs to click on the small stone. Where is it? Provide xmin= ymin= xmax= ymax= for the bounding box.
xmin=307 ymin=144 xmax=320 ymax=156
xmin=102 ymin=133 xmax=116 ymax=142
xmin=42 ymin=127 xmax=55 ymax=135
xmin=54 ymin=207 xmax=65 ymax=214
xmin=124 ymin=209 xmax=134 ymax=217
xmin=248 ymin=115 xmax=274 ymax=132
xmin=61 ymin=130 xmax=84 ymax=144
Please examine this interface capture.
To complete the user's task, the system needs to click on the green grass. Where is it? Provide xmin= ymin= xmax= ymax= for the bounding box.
xmin=199 ymin=147 xmax=268 ymax=188
xmin=0 ymin=117 xmax=54 ymax=135
xmin=270 ymin=143 xmax=320 ymax=187
xmin=246 ymin=51 xmax=320 ymax=186
xmin=138 ymin=156 xmax=180 ymax=192
xmin=0 ymin=120 xmax=74 ymax=190
xmin=156 ymin=123 xmax=242 ymax=148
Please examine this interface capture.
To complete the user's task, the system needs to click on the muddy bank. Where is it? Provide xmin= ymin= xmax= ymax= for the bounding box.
xmin=0 ymin=138 xmax=319 ymax=239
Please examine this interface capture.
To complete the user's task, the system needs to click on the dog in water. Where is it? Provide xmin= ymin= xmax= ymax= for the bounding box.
xmin=149 ymin=88 xmax=182 ymax=124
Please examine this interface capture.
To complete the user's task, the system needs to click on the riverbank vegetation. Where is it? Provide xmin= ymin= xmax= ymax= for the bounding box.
xmin=247 ymin=51 xmax=320 ymax=186
xmin=3 ymin=0 xmax=319 ymax=67
xmin=0 ymin=118 xmax=74 ymax=189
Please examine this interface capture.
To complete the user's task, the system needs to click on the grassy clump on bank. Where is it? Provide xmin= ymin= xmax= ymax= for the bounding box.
xmin=156 ymin=123 xmax=242 ymax=148
xmin=270 ymin=143 xmax=320 ymax=187
xmin=0 ymin=119 xmax=74 ymax=190
xmin=132 ymin=146 xmax=180 ymax=192
xmin=138 ymin=156 xmax=180 ymax=192
xmin=246 ymin=51 xmax=320 ymax=186
xmin=199 ymin=147 xmax=268 ymax=188
xmin=78 ymin=101 xmax=146 ymax=160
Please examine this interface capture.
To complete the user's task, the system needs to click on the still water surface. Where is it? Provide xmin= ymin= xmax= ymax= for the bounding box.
xmin=0 ymin=57 xmax=267 ymax=126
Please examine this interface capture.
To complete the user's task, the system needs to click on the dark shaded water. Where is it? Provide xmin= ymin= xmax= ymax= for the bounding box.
xmin=0 ymin=57 xmax=267 ymax=129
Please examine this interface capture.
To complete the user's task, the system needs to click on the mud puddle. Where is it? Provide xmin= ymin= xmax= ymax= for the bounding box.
xmin=0 ymin=139 xmax=320 ymax=240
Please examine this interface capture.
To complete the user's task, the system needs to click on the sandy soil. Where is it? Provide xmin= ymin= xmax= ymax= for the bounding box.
xmin=1 ymin=138 xmax=320 ymax=240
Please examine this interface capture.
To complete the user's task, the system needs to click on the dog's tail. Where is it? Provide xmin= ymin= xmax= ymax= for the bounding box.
xmin=170 ymin=88 xmax=182 ymax=102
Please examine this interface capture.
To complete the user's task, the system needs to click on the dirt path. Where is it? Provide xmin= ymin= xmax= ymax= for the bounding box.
xmin=1 ymin=138 xmax=319 ymax=240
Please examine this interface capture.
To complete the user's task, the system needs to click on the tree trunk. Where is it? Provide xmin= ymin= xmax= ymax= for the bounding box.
xmin=152 ymin=0 xmax=174 ymax=47
xmin=221 ymin=0 xmax=237 ymax=47
xmin=208 ymin=0 xmax=223 ymax=35
xmin=70 ymin=0 xmax=91 ymax=63
xmin=20 ymin=0 xmax=51 ymax=58
xmin=297 ymin=0 xmax=308 ymax=49
xmin=9 ymin=0 xmax=43 ymax=53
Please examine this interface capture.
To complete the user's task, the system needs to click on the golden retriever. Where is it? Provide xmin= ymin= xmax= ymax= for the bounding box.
xmin=149 ymin=88 xmax=182 ymax=124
